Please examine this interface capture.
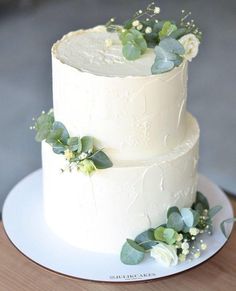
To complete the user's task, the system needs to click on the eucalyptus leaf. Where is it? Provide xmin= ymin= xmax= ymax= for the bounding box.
xmin=167 ymin=206 xmax=180 ymax=218
xmin=90 ymin=150 xmax=113 ymax=169
xmin=220 ymin=218 xmax=236 ymax=238
xmin=122 ymin=43 xmax=141 ymax=60
xmin=120 ymin=28 xmax=147 ymax=60
xmin=180 ymin=208 xmax=199 ymax=228
xmin=52 ymin=141 xmax=66 ymax=154
xmin=170 ymin=28 xmax=187 ymax=39
xmin=154 ymin=46 xmax=179 ymax=61
xmin=151 ymin=59 xmax=174 ymax=74
xmin=208 ymin=205 xmax=223 ymax=218
xmin=159 ymin=21 xmax=177 ymax=39
xmin=192 ymin=202 xmax=204 ymax=213
xmin=159 ymin=37 xmax=185 ymax=55
xmin=154 ymin=226 xmax=165 ymax=241
xmin=135 ymin=229 xmax=157 ymax=250
xmin=120 ymin=240 xmax=145 ymax=265
xmin=196 ymin=191 xmax=209 ymax=210
xmin=81 ymin=136 xmax=94 ymax=153
xmin=52 ymin=121 xmax=69 ymax=144
xmin=45 ymin=128 xmax=63 ymax=144
xmin=34 ymin=111 xmax=54 ymax=142
xmin=167 ymin=212 xmax=184 ymax=232
xmin=163 ymin=228 xmax=177 ymax=245
xmin=35 ymin=124 xmax=51 ymax=142
xmin=67 ymin=137 xmax=82 ymax=152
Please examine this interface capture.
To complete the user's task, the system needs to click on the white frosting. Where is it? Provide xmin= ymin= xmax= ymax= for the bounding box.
xmin=52 ymin=26 xmax=156 ymax=77
xmin=42 ymin=113 xmax=199 ymax=254
xmin=52 ymin=27 xmax=188 ymax=161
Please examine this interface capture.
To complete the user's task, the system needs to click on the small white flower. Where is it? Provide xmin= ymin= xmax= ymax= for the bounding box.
xmin=138 ymin=10 xmax=143 ymax=14
xmin=79 ymin=152 xmax=88 ymax=160
xmin=132 ymin=20 xmax=140 ymax=27
xmin=182 ymin=249 xmax=190 ymax=255
xmin=176 ymin=233 xmax=183 ymax=242
xmin=201 ymin=243 xmax=207 ymax=250
xmin=105 ymin=39 xmax=113 ymax=48
xmin=150 ymin=243 xmax=178 ymax=267
xmin=179 ymin=254 xmax=186 ymax=262
xmin=179 ymin=33 xmax=200 ymax=62
xmin=154 ymin=6 xmax=161 ymax=14
xmin=137 ymin=24 xmax=143 ymax=31
xmin=181 ymin=242 xmax=190 ymax=250
xmin=194 ymin=251 xmax=201 ymax=258
xmin=189 ymin=227 xmax=200 ymax=236
xmin=145 ymin=26 xmax=152 ymax=34
xmin=64 ymin=149 xmax=74 ymax=161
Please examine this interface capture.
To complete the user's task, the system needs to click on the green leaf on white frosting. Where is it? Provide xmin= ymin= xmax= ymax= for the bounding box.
xmin=151 ymin=38 xmax=184 ymax=74
xmin=90 ymin=150 xmax=113 ymax=169
xmin=120 ymin=239 xmax=145 ymax=265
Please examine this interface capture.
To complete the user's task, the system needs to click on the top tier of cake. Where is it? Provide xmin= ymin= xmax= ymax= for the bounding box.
xmin=52 ymin=26 xmax=188 ymax=161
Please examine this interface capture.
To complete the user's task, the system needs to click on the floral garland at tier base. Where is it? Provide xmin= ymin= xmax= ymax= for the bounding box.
xmin=106 ymin=2 xmax=201 ymax=74
xmin=120 ymin=191 xmax=224 ymax=267
xmin=31 ymin=110 xmax=113 ymax=175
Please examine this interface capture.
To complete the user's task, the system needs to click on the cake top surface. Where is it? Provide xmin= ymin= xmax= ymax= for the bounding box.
xmin=53 ymin=26 xmax=156 ymax=77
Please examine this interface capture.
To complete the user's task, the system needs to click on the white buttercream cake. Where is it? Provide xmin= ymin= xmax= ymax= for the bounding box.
xmin=42 ymin=26 xmax=200 ymax=253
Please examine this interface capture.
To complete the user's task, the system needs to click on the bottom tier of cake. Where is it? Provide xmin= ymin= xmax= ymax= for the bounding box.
xmin=42 ymin=113 xmax=199 ymax=254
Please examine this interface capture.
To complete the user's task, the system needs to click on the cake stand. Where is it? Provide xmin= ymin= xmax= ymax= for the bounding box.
xmin=2 ymin=169 xmax=234 ymax=282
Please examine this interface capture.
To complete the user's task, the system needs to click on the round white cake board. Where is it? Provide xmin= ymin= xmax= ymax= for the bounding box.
xmin=2 ymin=169 xmax=234 ymax=282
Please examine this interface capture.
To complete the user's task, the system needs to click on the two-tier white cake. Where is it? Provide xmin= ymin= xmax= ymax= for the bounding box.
xmin=42 ymin=26 xmax=199 ymax=254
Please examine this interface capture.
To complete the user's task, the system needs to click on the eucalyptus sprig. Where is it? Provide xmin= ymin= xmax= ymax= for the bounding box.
xmin=120 ymin=192 xmax=222 ymax=265
xmin=32 ymin=110 xmax=113 ymax=175
xmin=106 ymin=2 xmax=202 ymax=74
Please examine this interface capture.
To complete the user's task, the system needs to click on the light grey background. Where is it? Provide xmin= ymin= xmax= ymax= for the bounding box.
xmin=0 ymin=0 xmax=236 ymax=210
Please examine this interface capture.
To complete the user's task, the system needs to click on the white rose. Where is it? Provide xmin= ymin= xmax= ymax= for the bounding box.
xmin=179 ymin=33 xmax=200 ymax=62
xmin=150 ymin=243 xmax=178 ymax=267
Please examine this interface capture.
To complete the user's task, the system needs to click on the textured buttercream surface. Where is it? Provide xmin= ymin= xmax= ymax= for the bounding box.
xmin=52 ymin=30 xmax=188 ymax=161
xmin=42 ymin=114 xmax=199 ymax=253
xmin=52 ymin=26 xmax=158 ymax=77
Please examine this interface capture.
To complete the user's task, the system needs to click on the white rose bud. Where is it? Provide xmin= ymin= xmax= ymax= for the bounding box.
xmin=150 ymin=243 xmax=178 ymax=267
xmin=179 ymin=33 xmax=200 ymax=61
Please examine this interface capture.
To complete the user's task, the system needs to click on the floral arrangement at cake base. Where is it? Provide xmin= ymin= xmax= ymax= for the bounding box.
xmin=120 ymin=191 xmax=226 ymax=267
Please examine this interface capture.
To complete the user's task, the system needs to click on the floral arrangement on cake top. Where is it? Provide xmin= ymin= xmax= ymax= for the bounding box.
xmin=106 ymin=2 xmax=202 ymax=74
xmin=31 ymin=110 xmax=113 ymax=175
xmin=120 ymin=191 xmax=231 ymax=266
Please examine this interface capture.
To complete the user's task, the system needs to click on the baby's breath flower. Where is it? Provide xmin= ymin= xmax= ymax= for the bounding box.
xmin=64 ymin=149 xmax=74 ymax=161
xmin=79 ymin=152 xmax=88 ymax=160
xmin=189 ymin=227 xmax=200 ymax=236
xmin=145 ymin=26 xmax=152 ymax=34
xmin=154 ymin=6 xmax=160 ymax=14
xmin=181 ymin=242 xmax=190 ymax=250
xmin=178 ymin=254 xmax=186 ymax=262
xmin=132 ymin=20 xmax=140 ymax=27
xmin=194 ymin=251 xmax=201 ymax=258
xmin=137 ymin=24 xmax=143 ymax=31
xmin=138 ymin=9 xmax=143 ymax=14
xmin=182 ymin=249 xmax=190 ymax=255
xmin=201 ymin=243 xmax=207 ymax=250
xmin=176 ymin=233 xmax=183 ymax=242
